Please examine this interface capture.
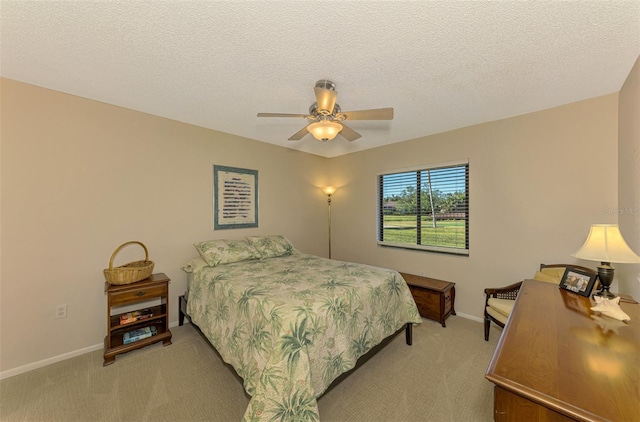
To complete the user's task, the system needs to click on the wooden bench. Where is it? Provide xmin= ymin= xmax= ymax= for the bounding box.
xmin=400 ymin=272 xmax=456 ymax=327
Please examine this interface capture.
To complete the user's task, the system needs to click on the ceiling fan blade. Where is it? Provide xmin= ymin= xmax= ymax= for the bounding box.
xmin=314 ymin=87 xmax=337 ymax=115
xmin=339 ymin=123 xmax=362 ymax=142
xmin=257 ymin=112 xmax=309 ymax=118
xmin=340 ymin=107 xmax=394 ymax=121
xmin=288 ymin=125 xmax=310 ymax=141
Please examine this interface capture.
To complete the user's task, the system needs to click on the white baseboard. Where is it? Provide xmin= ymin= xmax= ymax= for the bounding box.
xmin=0 ymin=343 xmax=103 ymax=380
xmin=455 ymin=312 xmax=484 ymax=323
xmin=0 ymin=320 xmax=183 ymax=380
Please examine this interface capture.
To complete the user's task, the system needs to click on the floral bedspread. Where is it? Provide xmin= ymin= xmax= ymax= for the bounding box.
xmin=186 ymin=253 xmax=421 ymax=421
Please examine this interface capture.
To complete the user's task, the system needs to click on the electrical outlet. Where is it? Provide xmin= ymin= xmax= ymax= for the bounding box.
xmin=56 ymin=304 xmax=67 ymax=319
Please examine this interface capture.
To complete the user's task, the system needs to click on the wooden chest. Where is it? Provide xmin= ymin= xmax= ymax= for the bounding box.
xmin=400 ymin=272 xmax=456 ymax=327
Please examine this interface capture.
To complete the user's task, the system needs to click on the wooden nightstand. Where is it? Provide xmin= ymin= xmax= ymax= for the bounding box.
xmin=103 ymin=273 xmax=172 ymax=366
xmin=400 ymin=272 xmax=456 ymax=327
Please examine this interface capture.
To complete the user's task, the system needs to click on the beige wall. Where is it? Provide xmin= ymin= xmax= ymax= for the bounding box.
xmin=0 ymin=76 xmax=629 ymax=377
xmin=0 ymin=78 xmax=329 ymax=374
xmin=329 ymin=94 xmax=619 ymax=320
xmin=618 ymin=55 xmax=640 ymax=300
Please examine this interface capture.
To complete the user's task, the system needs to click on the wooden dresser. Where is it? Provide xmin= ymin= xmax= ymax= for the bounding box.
xmin=485 ymin=279 xmax=640 ymax=421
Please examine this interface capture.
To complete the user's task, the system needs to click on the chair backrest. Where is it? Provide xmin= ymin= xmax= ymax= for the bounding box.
xmin=535 ymin=263 xmax=598 ymax=286
xmin=539 ymin=263 xmax=596 ymax=274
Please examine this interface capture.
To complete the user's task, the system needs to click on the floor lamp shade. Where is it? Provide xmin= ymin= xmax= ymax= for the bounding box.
xmin=571 ymin=224 xmax=640 ymax=298
xmin=322 ymin=186 xmax=337 ymax=196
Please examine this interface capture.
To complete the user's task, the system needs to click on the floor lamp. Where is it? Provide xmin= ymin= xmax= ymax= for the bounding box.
xmin=322 ymin=186 xmax=337 ymax=259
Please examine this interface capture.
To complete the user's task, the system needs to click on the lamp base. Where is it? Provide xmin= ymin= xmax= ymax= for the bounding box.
xmin=593 ymin=289 xmax=617 ymax=299
xmin=593 ymin=263 xmax=617 ymax=299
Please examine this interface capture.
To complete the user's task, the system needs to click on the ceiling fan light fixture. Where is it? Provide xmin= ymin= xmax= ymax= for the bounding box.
xmin=307 ymin=120 xmax=343 ymax=142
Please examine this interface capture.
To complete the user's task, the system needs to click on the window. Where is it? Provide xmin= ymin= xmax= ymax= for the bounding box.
xmin=377 ymin=160 xmax=469 ymax=255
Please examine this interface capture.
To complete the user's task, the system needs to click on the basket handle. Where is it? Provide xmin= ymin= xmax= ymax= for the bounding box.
xmin=108 ymin=241 xmax=150 ymax=270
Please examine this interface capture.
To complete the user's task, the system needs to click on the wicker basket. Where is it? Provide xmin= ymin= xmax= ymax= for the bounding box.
xmin=103 ymin=241 xmax=154 ymax=285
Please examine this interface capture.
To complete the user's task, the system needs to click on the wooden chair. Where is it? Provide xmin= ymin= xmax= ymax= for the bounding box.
xmin=483 ymin=263 xmax=597 ymax=341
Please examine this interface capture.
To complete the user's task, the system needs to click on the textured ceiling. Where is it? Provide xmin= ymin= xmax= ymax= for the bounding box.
xmin=1 ymin=1 xmax=639 ymax=158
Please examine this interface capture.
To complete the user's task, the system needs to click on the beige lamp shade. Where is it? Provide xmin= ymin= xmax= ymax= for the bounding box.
xmin=307 ymin=121 xmax=342 ymax=141
xmin=572 ymin=224 xmax=640 ymax=264
xmin=322 ymin=186 xmax=337 ymax=196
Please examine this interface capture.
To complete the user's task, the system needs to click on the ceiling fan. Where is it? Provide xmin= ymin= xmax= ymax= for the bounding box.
xmin=257 ymin=79 xmax=394 ymax=142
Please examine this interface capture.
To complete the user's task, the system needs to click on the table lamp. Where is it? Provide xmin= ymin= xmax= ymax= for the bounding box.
xmin=571 ymin=224 xmax=640 ymax=298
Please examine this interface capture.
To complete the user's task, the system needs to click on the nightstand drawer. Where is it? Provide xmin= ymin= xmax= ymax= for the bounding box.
xmin=109 ymin=285 xmax=166 ymax=306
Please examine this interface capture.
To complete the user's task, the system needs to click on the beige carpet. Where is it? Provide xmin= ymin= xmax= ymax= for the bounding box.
xmin=0 ymin=316 xmax=501 ymax=421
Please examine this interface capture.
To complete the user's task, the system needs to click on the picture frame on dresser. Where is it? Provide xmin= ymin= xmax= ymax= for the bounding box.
xmin=559 ymin=267 xmax=597 ymax=297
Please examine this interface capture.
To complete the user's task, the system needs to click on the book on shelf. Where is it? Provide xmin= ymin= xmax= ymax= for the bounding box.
xmin=123 ymin=326 xmax=157 ymax=344
xmin=120 ymin=308 xmax=153 ymax=324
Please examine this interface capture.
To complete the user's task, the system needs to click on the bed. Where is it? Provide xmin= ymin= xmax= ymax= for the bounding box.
xmin=182 ymin=235 xmax=422 ymax=421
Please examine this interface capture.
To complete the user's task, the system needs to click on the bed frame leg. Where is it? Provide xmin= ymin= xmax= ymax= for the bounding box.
xmin=405 ymin=323 xmax=412 ymax=345
xmin=179 ymin=295 xmax=188 ymax=326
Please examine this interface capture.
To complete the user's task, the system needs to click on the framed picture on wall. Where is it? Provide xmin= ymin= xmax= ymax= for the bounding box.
xmin=213 ymin=165 xmax=258 ymax=230
xmin=559 ymin=268 xmax=597 ymax=297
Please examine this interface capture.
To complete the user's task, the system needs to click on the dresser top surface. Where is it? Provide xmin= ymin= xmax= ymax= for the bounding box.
xmin=486 ymin=279 xmax=640 ymax=421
